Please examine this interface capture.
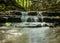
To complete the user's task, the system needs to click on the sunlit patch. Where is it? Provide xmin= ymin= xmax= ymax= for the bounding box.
xmin=10 ymin=33 xmax=22 ymax=36
xmin=41 ymin=22 xmax=46 ymax=26
xmin=16 ymin=0 xmax=32 ymax=9
xmin=7 ymin=30 xmax=22 ymax=36
xmin=5 ymin=22 xmax=12 ymax=26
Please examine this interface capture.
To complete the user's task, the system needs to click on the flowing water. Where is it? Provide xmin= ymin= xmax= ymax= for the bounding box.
xmin=0 ymin=12 xmax=59 ymax=43
xmin=28 ymin=27 xmax=50 ymax=43
xmin=21 ymin=12 xmax=42 ymax=22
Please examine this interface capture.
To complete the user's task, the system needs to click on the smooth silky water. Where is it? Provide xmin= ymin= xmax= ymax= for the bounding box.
xmin=0 ymin=12 xmax=59 ymax=43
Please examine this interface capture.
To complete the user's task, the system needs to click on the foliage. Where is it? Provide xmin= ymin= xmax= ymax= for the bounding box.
xmin=16 ymin=0 xmax=32 ymax=9
xmin=0 ymin=0 xmax=60 ymax=11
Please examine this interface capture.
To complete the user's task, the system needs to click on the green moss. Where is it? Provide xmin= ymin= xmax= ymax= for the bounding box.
xmin=5 ymin=22 xmax=12 ymax=27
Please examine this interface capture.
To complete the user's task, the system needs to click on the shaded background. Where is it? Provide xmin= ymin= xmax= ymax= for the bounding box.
xmin=0 ymin=0 xmax=60 ymax=11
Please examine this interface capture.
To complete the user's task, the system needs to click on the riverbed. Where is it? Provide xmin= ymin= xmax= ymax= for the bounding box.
xmin=0 ymin=27 xmax=60 ymax=43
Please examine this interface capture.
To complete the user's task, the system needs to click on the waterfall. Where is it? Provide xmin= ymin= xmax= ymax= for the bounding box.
xmin=33 ymin=17 xmax=38 ymax=22
xmin=38 ymin=12 xmax=43 ymax=22
xmin=21 ymin=12 xmax=42 ymax=22
xmin=21 ymin=12 xmax=28 ymax=22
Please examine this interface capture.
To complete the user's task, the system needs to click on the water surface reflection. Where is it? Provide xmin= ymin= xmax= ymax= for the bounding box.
xmin=0 ymin=27 xmax=60 ymax=43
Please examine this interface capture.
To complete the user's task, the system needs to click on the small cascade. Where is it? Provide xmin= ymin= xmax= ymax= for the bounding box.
xmin=21 ymin=12 xmax=42 ymax=22
xmin=39 ymin=12 xmax=44 ymax=22
xmin=34 ymin=17 xmax=38 ymax=22
xmin=21 ymin=12 xmax=28 ymax=22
